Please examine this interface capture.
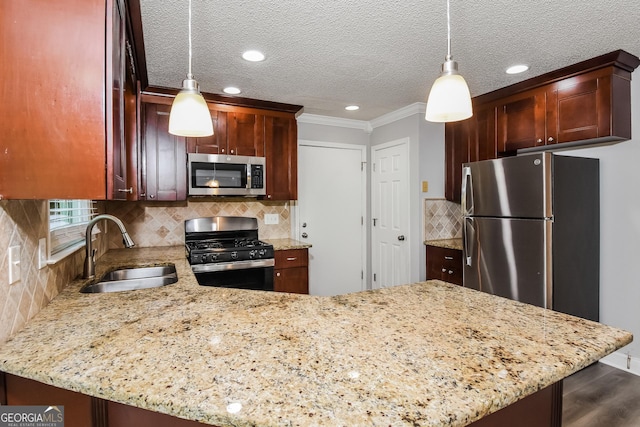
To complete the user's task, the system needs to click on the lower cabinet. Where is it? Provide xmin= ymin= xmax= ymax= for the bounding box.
xmin=274 ymin=249 xmax=309 ymax=294
xmin=425 ymin=245 xmax=463 ymax=286
xmin=2 ymin=373 xmax=205 ymax=427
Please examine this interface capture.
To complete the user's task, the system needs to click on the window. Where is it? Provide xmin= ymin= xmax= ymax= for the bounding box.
xmin=48 ymin=200 xmax=97 ymax=260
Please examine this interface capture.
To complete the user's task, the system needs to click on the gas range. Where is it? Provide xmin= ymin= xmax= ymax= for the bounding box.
xmin=186 ymin=237 xmax=274 ymax=265
xmin=184 ymin=217 xmax=275 ymax=289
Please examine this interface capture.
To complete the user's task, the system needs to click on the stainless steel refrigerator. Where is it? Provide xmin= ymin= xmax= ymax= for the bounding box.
xmin=462 ymin=152 xmax=599 ymax=321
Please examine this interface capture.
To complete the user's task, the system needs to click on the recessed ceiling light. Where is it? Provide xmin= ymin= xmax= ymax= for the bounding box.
xmin=242 ymin=50 xmax=265 ymax=62
xmin=506 ymin=64 xmax=530 ymax=75
xmin=223 ymin=87 xmax=241 ymax=95
xmin=345 ymin=105 xmax=360 ymax=111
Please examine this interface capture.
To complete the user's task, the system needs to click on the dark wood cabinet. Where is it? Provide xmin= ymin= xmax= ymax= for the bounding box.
xmin=186 ymin=110 xmax=228 ymax=154
xmin=140 ymin=98 xmax=187 ymax=201
xmin=186 ymin=110 xmax=265 ymax=157
xmin=425 ymin=245 xmax=463 ymax=286
xmin=445 ymin=50 xmax=639 ymax=203
xmin=4 ymin=373 xmax=95 ymax=427
xmin=2 ymin=373 xmax=206 ymax=427
xmin=0 ymin=0 xmax=135 ymax=200
xmin=497 ymin=87 xmax=546 ymax=156
xmin=265 ymin=116 xmax=298 ymax=201
xmin=227 ymin=112 xmax=265 ymax=157
xmin=274 ymin=249 xmax=309 ymax=294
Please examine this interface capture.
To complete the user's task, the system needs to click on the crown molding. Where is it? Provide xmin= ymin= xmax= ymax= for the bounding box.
xmin=297 ymin=113 xmax=373 ymax=133
xmin=369 ymin=102 xmax=426 ymax=129
xmin=297 ymin=102 xmax=428 ymax=133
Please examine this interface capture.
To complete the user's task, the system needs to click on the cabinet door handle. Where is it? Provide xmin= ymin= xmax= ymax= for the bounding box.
xmin=149 ymin=194 xmax=156 ymax=199
xmin=444 ymin=256 xmax=453 ymax=260
xmin=118 ymin=187 xmax=133 ymax=193
xmin=548 ymin=136 xmax=555 ymax=143
xmin=230 ymin=149 xmax=235 ymax=154
xmin=441 ymin=268 xmax=447 ymax=273
xmin=276 ymin=272 xmax=281 ymax=277
xmin=287 ymin=257 xmax=297 ymax=261
xmin=448 ymin=270 xmax=454 ymax=275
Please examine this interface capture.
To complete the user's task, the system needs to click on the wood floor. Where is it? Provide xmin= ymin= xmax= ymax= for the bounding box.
xmin=562 ymin=362 xmax=640 ymax=427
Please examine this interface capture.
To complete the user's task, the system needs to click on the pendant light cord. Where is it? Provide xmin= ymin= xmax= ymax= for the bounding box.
xmin=446 ymin=0 xmax=451 ymax=60
xmin=187 ymin=0 xmax=193 ymax=79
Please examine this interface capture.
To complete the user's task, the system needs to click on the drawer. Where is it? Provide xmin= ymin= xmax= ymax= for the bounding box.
xmin=274 ymin=249 xmax=308 ymax=268
xmin=426 ymin=245 xmax=463 ymax=286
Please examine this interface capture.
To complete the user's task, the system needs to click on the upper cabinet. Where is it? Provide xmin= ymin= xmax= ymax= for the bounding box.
xmin=139 ymin=96 xmax=187 ymax=201
xmin=0 ymin=0 xmax=136 ymax=200
xmin=265 ymin=116 xmax=298 ymax=201
xmin=445 ymin=50 xmax=640 ymax=202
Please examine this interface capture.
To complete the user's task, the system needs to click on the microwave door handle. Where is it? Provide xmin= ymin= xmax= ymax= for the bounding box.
xmin=461 ymin=166 xmax=474 ymax=216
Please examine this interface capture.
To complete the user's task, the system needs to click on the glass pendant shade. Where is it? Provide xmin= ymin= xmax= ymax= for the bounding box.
xmin=169 ymin=79 xmax=213 ymax=137
xmin=425 ymin=59 xmax=473 ymax=122
xmin=168 ymin=0 xmax=213 ymax=137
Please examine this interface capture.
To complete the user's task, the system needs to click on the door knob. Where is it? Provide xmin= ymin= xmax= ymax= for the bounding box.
xmin=302 ymin=222 xmax=307 ymax=228
xmin=397 ymin=235 xmax=405 ymax=241
xmin=301 ymin=232 xmax=308 ymax=238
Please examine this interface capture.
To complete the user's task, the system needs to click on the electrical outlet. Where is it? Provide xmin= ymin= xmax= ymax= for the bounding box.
xmin=8 ymin=245 xmax=21 ymax=284
xmin=38 ymin=238 xmax=48 ymax=269
xmin=264 ymin=214 xmax=279 ymax=225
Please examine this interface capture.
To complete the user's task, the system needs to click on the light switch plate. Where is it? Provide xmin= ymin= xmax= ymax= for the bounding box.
xmin=38 ymin=238 xmax=48 ymax=269
xmin=8 ymin=245 xmax=21 ymax=284
xmin=264 ymin=214 xmax=279 ymax=225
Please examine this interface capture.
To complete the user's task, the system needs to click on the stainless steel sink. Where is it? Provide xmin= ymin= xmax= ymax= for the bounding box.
xmin=80 ymin=264 xmax=178 ymax=293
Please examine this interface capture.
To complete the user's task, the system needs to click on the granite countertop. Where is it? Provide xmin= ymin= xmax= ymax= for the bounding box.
xmin=265 ymin=238 xmax=312 ymax=250
xmin=0 ymin=247 xmax=631 ymax=427
xmin=425 ymin=238 xmax=463 ymax=251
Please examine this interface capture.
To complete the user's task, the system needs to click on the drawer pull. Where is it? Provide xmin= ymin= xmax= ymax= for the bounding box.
xmin=444 ymin=256 xmax=454 ymax=260
xmin=441 ymin=268 xmax=447 ymax=273
xmin=286 ymin=257 xmax=297 ymax=261
xmin=448 ymin=270 xmax=454 ymax=274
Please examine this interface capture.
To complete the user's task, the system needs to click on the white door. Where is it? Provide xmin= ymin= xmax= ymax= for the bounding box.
xmin=372 ymin=139 xmax=410 ymax=289
xmin=297 ymin=142 xmax=366 ymax=296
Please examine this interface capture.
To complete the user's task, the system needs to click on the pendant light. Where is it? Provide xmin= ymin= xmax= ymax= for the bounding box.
xmin=425 ymin=0 xmax=473 ymax=123
xmin=168 ymin=0 xmax=213 ymax=137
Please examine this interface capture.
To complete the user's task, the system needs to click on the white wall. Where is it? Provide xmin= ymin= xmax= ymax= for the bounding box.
xmin=560 ymin=71 xmax=640 ymax=373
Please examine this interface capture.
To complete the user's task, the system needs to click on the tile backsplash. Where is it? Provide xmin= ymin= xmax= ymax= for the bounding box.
xmin=105 ymin=199 xmax=292 ymax=248
xmin=424 ymin=199 xmax=462 ymax=240
xmin=0 ymin=200 xmax=107 ymax=345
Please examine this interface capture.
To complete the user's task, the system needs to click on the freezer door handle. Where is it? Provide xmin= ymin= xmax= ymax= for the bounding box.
xmin=463 ymin=217 xmax=475 ymax=266
xmin=461 ymin=166 xmax=474 ymax=216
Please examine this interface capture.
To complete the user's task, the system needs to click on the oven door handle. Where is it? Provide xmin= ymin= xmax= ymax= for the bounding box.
xmin=191 ymin=259 xmax=275 ymax=273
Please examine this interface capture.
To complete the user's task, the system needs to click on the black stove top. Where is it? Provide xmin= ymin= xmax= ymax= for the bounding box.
xmin=185 ymin=217 xmax=274 ymax=265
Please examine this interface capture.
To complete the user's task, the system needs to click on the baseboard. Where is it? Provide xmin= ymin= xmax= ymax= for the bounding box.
xmin=599 ymin=351 xmax=640 ymax=377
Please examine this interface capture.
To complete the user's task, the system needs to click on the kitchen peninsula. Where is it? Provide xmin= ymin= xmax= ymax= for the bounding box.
xmin=0 ymin=247 xmax=631 ymax=427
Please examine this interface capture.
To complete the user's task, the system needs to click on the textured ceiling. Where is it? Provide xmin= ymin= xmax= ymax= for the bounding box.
xmin=140 ymin=0 xmax=640 ymax=121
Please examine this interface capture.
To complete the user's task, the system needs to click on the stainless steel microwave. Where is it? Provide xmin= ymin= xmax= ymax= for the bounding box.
xmin=187 ymin=153 xmax=266 ymax=196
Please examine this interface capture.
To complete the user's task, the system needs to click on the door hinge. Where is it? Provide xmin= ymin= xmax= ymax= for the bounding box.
xmin=372 ymin=163 xmax=376 ymax=172
xmin=361 ymin=161 xmax=366 ymax=171
xmin=361 ymin=270 xmax=364 ymax=280
xmin=361 ymin=216 xmax=363 ymax=225
xmin=373 ymin=273 xmax=377 ymax=282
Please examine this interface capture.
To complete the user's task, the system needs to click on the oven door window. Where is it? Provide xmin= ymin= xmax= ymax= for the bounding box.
xmin=192 ymin=162 xmax=247 ymax=189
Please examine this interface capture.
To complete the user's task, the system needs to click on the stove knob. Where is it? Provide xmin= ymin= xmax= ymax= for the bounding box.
xmin=231 ymin=251 xmax=238 ymax=260
xmin=258 ymin=249 xmax=266 ymax=257
xmin=249 ymin=250 xmax=257 ymax=259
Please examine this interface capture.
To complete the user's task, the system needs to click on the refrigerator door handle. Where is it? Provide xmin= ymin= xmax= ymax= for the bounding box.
xmin=463 ymin=217 xmax=475 ymax=267
xmin=461 ymin=166 xmax=474 ymax=215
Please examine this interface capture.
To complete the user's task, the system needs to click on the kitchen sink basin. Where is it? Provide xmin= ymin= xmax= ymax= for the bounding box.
xmin=80 ymin=264 xmax=178 ymax=293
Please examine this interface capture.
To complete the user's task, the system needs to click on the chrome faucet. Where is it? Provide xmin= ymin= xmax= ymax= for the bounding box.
xmin=83 ymin=214 xmax=135 ymax=279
